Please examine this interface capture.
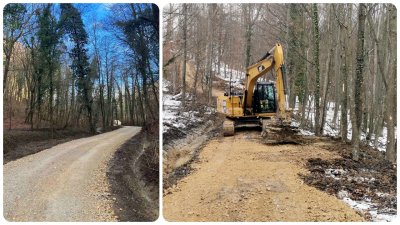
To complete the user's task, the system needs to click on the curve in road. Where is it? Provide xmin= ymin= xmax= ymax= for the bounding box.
xmin=3 ymin=126 xmax=141 ymax=222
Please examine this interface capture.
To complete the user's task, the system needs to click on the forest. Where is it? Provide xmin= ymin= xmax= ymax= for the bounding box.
xmin=3 ymin=3 xmax=159 ymax=221
xmin=163 ymin=3 xmax=396 ymax=163
xmin=3 ymin=3 xmax=159 ymax=133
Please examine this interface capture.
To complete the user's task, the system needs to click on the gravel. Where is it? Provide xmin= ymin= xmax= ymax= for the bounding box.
xmin=3 ymin=126 xmax=141 ymax=222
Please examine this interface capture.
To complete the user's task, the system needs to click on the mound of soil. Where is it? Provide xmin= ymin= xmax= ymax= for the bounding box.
xmin=261 ymin=125 xmax=321 ymax=146
xmin=108 ymin=123 xmax=159 ymax=221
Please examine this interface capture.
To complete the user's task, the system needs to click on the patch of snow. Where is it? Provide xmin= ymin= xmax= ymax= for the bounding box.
xmin=205 ymin=107 xmax=216 ymax=115
xmin=164 ymin=96 xmax=181 ymax=107
xmin=214 ymin=62 xmax=245 ymax=89
xmin=299 ymin=129 xmax=314 ymax=136
xmin=163 ymin=79 xmax=171 ymax=92
xmin=163 ymin=82 xmax=215 ymax=133
xmin=325 ymin=168 xmax=347 ymax=177
xmin=341 ymin=197 xmax=396 ymax=222
xmin=343 ymin=197 xmax=372 ymax=211
xmin=371 ymin=212 xmax=397 ymax=222
xmin=293 ymin=98 xmax=396 ymax=152
xmin=376 ymin=192 xmax=391 ymax=197
xmin=291 ymin=121 xmax=300 ymax=127
xmin=291 ymin=120 xmax=314 ymax=136
xmin=337 ymin=190 xmax=349 ymax=199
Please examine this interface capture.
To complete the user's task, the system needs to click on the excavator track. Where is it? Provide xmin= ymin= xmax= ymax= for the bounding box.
xmin=223 ymin=120 xmax=235 ymax=136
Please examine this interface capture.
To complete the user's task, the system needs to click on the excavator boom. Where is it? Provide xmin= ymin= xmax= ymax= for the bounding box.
xmin=244 ymin=43 xmax=287 ymax=120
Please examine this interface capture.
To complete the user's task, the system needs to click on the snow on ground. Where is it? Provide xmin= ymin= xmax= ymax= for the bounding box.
xmin=163 ymin=92 xmax=202 ymax=133
xmin=162 ymin=78 xmax=170 ymax=92
xmin=292 ymin=96 xmax=395 ymax=152
xmin=293 ymin=97 xmax=396 ymax=221
xmin=290 ymin=120 xmax=314 ymax=136
xmin=163 ymin=60 xmax=243 ymax=134
xmin=326 ymin=170 xmax=396 ymax=222
xmin=213 ymin=62 xmax=245 ymax=89
xmin=341 ymin=197 xmax=396 ymax=222
xmin=163 ymin=80 xmax=215 ymax=133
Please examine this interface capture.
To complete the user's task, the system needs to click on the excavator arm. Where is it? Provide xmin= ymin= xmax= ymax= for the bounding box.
xmin=243 ymin=43 xmax=287 ymax=119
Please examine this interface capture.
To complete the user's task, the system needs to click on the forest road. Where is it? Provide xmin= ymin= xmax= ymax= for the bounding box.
xmin=3 ymin=126 xmax=141 ymax=222
xmin=163 ymin=131 xmax=364 ymax=222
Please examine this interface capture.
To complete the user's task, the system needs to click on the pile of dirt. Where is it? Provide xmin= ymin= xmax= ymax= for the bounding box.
xmin=262 ymin=126 xmax=311 ymax=145
xmin=300 ymin=141 xmax=397 ymax=221
xmin=3 ymin=128 xmax=92 ymax=164
xmin=107 ymin=123 xmax=159 ymax=221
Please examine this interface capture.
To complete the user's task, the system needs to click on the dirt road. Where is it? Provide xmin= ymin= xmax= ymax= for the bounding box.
xmin=3 ymin=126 xmax=141 ymax=222
xmin=163 ymin=131 xmax=364 ymax=222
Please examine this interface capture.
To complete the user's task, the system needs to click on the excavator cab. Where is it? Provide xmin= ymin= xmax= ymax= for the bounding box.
xmin=252 ymin=82 xmax=277 ymax=114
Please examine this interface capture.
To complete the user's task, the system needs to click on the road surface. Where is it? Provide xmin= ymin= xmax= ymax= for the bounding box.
xmin=3 ymin=126 xmax=141 ymax=222
xmin=163 ymin=131 xmax=364 ymax=222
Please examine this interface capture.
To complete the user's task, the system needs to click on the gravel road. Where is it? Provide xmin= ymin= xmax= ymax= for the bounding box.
xmin=163 ymin=131 xmax=364 ymax=222
xmin=3 ymin=126 xmax=141 ymax=222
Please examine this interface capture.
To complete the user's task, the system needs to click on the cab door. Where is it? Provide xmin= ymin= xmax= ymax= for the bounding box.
xmin=255 ymin=83 xmax=277 ymax=113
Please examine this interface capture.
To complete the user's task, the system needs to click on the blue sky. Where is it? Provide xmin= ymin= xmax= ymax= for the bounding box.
xmin=80 ymin=3 xmax=109 ymax=25
xmin=74 ymin=3 xmax=159 ymax=75
xmin=14 ymin=3 xmax=158 ymax=77
xmin=51 ymin=3 xmax=112 ymax=50
xmin=57 ymin=4 xmax=127 ymax=66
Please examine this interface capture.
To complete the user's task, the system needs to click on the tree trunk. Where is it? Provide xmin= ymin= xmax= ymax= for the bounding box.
xmin=312 ymin=4 xmax=321 ymax=135
xmin=181 ymin=4 xmax=188 ymax=106
xmin=3 ymin=47 xmax=14 ymax=94
xmin=352 ymin=3 xmax=367 ymax=161
xmin=244 ymin=4 xmax=252 ymax=68
xmin=206 ymin=4 xmax=216 ymax=104
xmin=386 ymin=4 xmax=396 ymax=163
xmin=320 ymin=46 xmax=334 ymax=135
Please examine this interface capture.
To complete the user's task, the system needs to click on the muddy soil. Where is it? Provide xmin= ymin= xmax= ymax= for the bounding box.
xmin=108 ymin=125 xmax=159 ymax=221
xmin=300 ymin=140 xmax=397 ymax=221
xmin=163 ymin=130 xmax=364 ymax=222
xmin=3 ymin=128 xmax=92 ymax=164
xmin=163 ymin=112 xmax=224 ymax=188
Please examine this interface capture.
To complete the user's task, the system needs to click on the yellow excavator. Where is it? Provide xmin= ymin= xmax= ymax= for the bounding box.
xmin=217 ymin=43 xmax=293 ymax=136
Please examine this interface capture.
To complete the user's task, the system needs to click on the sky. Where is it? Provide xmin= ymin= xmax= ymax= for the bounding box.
xmin=53 ymin=3 xmax=109 ymax=30
xmin=8 ymin=3 xmax=158 ymax=78
xmin=54 ymin=3 xmax=129 ymax=69
xmin=74 ymin=3 xmax=159 ymax=76
xmin=79 ymin=3 xmax=109 ymax=26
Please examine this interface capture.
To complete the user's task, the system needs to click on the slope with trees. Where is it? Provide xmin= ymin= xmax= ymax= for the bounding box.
xmin=4 ymin=3 xmax=159 ymax=134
